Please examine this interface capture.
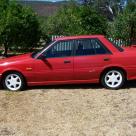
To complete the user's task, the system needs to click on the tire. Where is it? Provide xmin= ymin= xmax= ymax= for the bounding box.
xmin=2 ymin=72 xmax=26 ymax=91
xmin=101 ymin=69 xmax=125 ymax=89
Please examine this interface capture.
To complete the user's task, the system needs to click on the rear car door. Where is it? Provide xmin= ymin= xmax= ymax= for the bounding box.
xmin=74 ymin=38 xmax=112 ymax=81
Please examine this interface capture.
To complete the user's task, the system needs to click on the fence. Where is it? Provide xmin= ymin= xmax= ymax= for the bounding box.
xmin=108 ymin=38 xmax=132 ymax=47
xmin=51 ymin=35 xmax=64 ymax=41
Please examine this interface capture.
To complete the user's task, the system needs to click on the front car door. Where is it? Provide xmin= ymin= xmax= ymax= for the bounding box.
xmin=74 ymin=38 xmax=112 ymax=82
xmin=33 ymin=40 xmax=74 ymax=84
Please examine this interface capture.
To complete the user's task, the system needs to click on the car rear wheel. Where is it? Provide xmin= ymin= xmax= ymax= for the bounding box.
xmin=2 ymin=72 xmax=25 ymax=91
xmin=101 ymin=69 xmax=125 ymax=89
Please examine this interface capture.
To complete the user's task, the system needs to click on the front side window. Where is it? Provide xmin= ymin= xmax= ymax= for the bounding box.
xmin=44 ymin=40 xmax=74 ymax=58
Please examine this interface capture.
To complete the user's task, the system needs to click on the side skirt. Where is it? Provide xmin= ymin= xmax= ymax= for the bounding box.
xmin=27 ymin=79 xmax=99 ymax=86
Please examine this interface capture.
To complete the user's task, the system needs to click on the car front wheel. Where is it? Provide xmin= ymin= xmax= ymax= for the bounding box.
xmin=2 ymin=72 xmax=25 ymax=91
xmin=101 ymin=69 xmax=125 ymax=89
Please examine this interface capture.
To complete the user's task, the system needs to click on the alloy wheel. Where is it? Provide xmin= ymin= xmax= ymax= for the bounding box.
xmin=5 ymin=73 xmax=22 ymax=91
xmin=104 ymin=70 xmax=123 ymax=88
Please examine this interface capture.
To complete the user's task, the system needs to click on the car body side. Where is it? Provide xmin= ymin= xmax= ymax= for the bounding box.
xmin=0 ymin=35 xmax=136 ymax=87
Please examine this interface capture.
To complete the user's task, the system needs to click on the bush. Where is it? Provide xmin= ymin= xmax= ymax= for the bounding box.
xmin=107 ymin=2 xmax=136 ymax=45
xmin=42 ymin=3 xmax=108 ymax=36
xmin=0 ymin=0 xmax=41 ymax=56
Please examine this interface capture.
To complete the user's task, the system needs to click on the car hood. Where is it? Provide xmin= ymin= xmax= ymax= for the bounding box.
xmin=0 ymin=53 xmax=32 ymax=65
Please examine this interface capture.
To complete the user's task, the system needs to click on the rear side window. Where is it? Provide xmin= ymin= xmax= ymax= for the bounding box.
xmin=75 ymin=39 xmax=95 ymax=56
xmin=91 ymin=39 xmax=111 ymax=54
xmin=75 ymin=38 xmax=111 ymax=56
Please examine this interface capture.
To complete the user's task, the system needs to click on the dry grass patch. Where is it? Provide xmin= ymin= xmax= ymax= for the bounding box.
xmin=0 ymin=83 xmax=136 ymax=136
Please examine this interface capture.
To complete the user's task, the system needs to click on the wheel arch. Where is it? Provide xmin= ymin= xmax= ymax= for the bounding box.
xmin=99 ymin=66 xmax=127 ymax=82
xmin=1 ymin=70 xmax=27 ymax=86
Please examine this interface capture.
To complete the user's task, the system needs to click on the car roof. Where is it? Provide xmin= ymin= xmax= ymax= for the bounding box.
xmin=55 ymin=35 xmax=104 ymax=41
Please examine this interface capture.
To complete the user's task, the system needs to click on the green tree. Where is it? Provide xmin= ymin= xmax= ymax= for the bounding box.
xmin=80 ymin=6 xmax=107 ymax=34
xmin=38 ymin=16 xmax=51 ymax=44
xmin=46 ymin=3 xmax=82 ymax=35
xmin=84 ymin=0 xmax=120 ymax=19
xmin=108 ymin=2 xmax=136 ymax=45
xmin=0 ymin=0 xmax=41 ymax=56
xmin=44 ymin=3 xmax=107 ymax=36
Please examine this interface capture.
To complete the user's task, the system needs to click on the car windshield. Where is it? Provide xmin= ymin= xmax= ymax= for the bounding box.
xmin=107 ymin=38 xmax=124 ymax=52
xmin=31 ymin=41 xmax=54 ymax=58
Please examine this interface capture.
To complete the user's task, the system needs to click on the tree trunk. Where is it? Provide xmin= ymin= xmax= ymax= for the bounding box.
xmin=3 ymin=44 xmax=8 ymax=57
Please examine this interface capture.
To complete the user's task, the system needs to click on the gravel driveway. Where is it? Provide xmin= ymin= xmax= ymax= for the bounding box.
xmin=0 ymin=82 xmax=136 ymax=136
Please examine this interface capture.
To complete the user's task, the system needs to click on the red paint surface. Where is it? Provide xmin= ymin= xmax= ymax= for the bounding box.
xmin=0 ymin=35 xmax=136 ymax=87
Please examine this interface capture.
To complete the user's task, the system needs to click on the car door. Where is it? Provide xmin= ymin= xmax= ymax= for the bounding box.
xmin=74 ymin=38 xmax=112 ymax=81
xmin=34 ymin=40 xmax=74 ymax=83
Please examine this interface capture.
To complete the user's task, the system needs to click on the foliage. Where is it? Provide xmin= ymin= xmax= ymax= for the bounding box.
xmin=80 ymin=6 xmax=107 ymax=34
xmin=0 ymin=0 xmax=41 ymax=56
xmin=45 ymin=3 xmax=82 ymax=35
xmin=107 ymin=2 xmax=136 ymax=45
xmin=38 ymin=16 xmax=53 ymax=44
xmin=108 ymin=3 xmax=136 ymax=44
xmin=82 ymin=0 xmax=121 ymax=19
xmin=43 ymin=2 xmax=107 ymax=36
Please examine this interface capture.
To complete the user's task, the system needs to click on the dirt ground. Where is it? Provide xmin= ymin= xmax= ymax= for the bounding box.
xmin=0 ymin=82 xmax=136 ymax=136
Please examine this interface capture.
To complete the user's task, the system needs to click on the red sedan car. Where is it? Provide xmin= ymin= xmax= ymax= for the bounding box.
xmin=0 ymin=35 xmax=136 ymax=91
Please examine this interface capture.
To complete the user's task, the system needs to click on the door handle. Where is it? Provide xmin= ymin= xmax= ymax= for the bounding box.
xmin=104 ymin=58 xmax=110 ymax=61
xmin=64 ymin=60 xmax=71 ymax=63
